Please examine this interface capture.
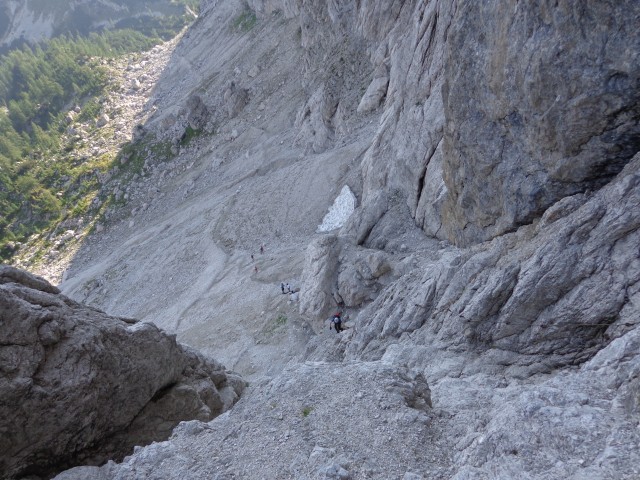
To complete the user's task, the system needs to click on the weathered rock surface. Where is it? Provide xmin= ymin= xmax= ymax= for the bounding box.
xmin=441 ymin=0 xmax=640 ymax=246
xmin=299 ymin=234 xmax=341 ymax=320
xmin=294 ymin=0 xmax=640 ymax=248
xmin=185 ymin=94 xmax=209 ymax=130
xmin=0 ymin=266 xmax=244 ymax=479
xmin=347 ymin=154 xmax=640 ymax=374
xmin=223 ymin=81 xmax=250 ymax=119
xmin=54 ymin=361 xmax=443 ymax=480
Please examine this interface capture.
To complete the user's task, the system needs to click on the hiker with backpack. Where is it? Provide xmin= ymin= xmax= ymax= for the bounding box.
xmin=329 ymin=311 xmax=343 ymax=333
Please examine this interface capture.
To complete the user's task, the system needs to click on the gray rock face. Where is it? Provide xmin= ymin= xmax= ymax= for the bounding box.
xmin=348 ymin=154 xmax=640 ymax=374
xmin=299 ymin=234 xmax=341 ymax=319
xmin=295 ymin=83 xmax=340 ymax=153
xmin=356 ymin=64 xmax=388 ymax=114
xmin=299 ymin=229 xmax=400 ymax=319
xmin=441 ymin=0 xmax=640 ymax=246
xmin=359 ymin=1 xmax=454 ymax=240
xmin=0 ymin=266 xmax=244 ymax=480
xmin=287 ymin=0 xmax=640 ymax=247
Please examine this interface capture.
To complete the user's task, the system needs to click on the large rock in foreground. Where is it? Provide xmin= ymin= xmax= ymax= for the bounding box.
xmin=0 ymin=266 xmax=245 ymax=480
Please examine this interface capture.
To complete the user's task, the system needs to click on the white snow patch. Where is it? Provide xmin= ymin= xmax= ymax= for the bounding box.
xmin=317 ymin=185 xmax=357 ymax=232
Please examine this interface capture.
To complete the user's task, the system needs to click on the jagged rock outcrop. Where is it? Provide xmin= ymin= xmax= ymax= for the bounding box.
xmin=223 ymin=81 xmax=250 ymax=119
xmin=185 ymin=94 xmax=210 ymax=130
xmin=299 ymin=234 xmax=341 ymax=320
xmin=346 ymin=154 xmax=640 ymax=375
xmin=0 ymin=266 xmax=244 ymax=480
xmin=356 ymin=64 xmax=388 ymax=114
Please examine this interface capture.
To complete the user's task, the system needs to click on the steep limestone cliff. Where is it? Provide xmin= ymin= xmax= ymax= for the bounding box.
xmin=441 ymin=0 xmax=640 ymax=246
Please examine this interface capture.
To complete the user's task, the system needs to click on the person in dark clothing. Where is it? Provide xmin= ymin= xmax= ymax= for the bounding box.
xmin=281 ymin=282 xmax=285 ymax=294
xmin=330 ymin=311 xmax=343 ymax=333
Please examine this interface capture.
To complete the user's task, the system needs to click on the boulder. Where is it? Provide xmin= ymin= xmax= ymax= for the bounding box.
xmin=0 ymin=266 xmax=244 ymax=479
xmin=223 ymin=81 xmax=250 ymax=118
xmin=185 ymin=94 xmax=209 ymax=130
xmin=295 ymin=83 xmax=339 ymax=153
xmin=357 ymin=64 xmax=389 ymax=114
xmin=247 ymin=65 xmax=259 ymax=78
xmin=96 ymin=114 xmax=110 ymax=128
xmin=299 ymin=234 xmax=342 ymax=319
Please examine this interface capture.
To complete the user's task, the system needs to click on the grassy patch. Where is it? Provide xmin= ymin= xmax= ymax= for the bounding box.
xmin=233 ymin=10 xmax=257 ymax=32
xmin=180 ymin=125 xmax=202 ymax=146
xmin=77 ymin=99 xmax=102 ymax=123
xmin=260 ymin=313 xmax=289 ymax=336
xmin=301 ymin=406 xmax=313 ymax=417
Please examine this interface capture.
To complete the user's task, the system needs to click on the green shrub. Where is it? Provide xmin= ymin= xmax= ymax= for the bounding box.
xmin=233 ymin=10 xmax=257 ymax=32
xmin=180 ymin=125 xmax=201 ymax=146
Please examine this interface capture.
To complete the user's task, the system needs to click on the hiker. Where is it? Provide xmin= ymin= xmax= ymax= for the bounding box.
xmin=286 ymin=283 xmax=291 ymax=293
xmin=260 ymin=244 xmax=264 ymax=254
xmin=329 ymin=311 xmax=343 ymax=333
xmin=251 ymin=254 xmax=254 ymax=261
xmin=281 ymin=282 xmax=285 ymax=294
xmin=254 ymin=265 xmax=258 ymax=274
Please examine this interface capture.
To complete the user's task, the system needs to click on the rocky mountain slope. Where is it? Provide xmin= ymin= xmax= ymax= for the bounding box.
xmin=0 ymin=0 xmax=195 ymax=51
xmin=6 ymin=0 xmax=638 ymax=478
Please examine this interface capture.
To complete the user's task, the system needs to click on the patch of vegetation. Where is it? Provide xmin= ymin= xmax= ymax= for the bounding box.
xmin=260 ymin=313 xmax=289 ymax=336
xmin=180 ymin=125 xmax=202 ymax=146
xmin=233 ymin=10 xmax=257 ymax=32
xmin=301 ymin=406 xmax=313 ymax=417
xmin=0 ymin=18 xmax=195 ymax=261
